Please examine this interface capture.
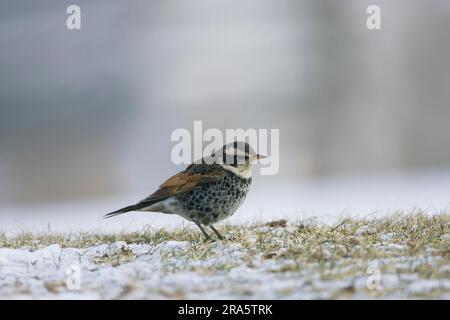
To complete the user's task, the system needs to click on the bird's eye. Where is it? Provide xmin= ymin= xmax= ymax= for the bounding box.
xmin=230 ymin=155 xmax=238 ymax=167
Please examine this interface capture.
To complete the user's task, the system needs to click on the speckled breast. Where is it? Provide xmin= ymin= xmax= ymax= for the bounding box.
xmin=173 ymin=171 xmax=252 ymax=225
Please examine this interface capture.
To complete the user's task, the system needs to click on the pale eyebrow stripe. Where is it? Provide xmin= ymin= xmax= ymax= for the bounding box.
xmin=226 ymin=148 xmax=247 ymax=157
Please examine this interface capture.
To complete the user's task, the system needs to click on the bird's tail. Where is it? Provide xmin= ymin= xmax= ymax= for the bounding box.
xmin=103 ymin=204 xmax=141 ymax=219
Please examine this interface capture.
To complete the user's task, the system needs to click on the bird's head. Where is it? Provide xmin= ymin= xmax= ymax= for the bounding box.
xmin=214 ymin=141 xmax=267 ymax=179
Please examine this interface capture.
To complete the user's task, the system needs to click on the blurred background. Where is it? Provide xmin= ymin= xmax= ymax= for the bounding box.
xmin=1 ymin=0 xmax=449 ymax=233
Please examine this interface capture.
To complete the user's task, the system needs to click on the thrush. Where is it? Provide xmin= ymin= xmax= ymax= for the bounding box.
xmin=104 ymin=142 xmax=266 ymax=240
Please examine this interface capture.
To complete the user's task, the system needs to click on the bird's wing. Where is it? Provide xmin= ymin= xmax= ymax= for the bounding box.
xmin=103 ymin=165 xmax=225 ymax=218
xmin=139 ymin=166 xmax=225 ymax=204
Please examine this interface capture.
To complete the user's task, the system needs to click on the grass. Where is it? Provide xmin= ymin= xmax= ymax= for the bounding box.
xmin=1 ymin=212 xmax=448 ymax=256
xmin=1 ymin=212 xmax=449 ymax=298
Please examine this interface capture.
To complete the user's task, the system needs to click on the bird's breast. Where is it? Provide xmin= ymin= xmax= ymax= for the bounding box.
xmin=170 ymin=172 xmax=252 ymax=223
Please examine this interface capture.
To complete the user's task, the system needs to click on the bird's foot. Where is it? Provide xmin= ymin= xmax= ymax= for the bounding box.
xmin=210 ymin=225 xmax=225 ymax=240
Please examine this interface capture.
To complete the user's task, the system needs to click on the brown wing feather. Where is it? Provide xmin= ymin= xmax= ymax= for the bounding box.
xmin=143 ymin=166 xmax=225 ymax=202
xmin=104 ymin=165 xmax=225 ymax=217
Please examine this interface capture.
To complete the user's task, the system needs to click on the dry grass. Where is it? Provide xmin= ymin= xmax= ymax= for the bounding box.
xmin=0 ymin=213 xmax=450 ymax=252
xmin=1 ymin=212 xmax=448 ymax=263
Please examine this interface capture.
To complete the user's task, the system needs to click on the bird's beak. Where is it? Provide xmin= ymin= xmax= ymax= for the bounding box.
xmin=256 ymin=154 xmax=268 ymax=160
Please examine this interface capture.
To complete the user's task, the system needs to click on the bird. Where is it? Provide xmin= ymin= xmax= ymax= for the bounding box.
xmin=104 ymin=141 xmax=266 ymax=240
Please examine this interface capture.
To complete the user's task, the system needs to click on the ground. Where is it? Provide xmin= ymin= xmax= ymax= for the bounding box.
xmin=0 ymin=213 xmax=449 ymax=299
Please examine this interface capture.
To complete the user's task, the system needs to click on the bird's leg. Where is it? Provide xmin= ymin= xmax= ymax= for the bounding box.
xmin=194 ymin=221 xmax=211 ymax=241
xmin=210 ymin=225 xmax=224 ymax=240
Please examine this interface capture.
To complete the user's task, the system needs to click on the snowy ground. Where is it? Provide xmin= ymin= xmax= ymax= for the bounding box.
xmin=0 ymin=214 xmax=449 ymax=299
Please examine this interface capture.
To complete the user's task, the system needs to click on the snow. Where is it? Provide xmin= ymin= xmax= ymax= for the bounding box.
xmin=0 ymin=239 xmax=448 ymax=299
